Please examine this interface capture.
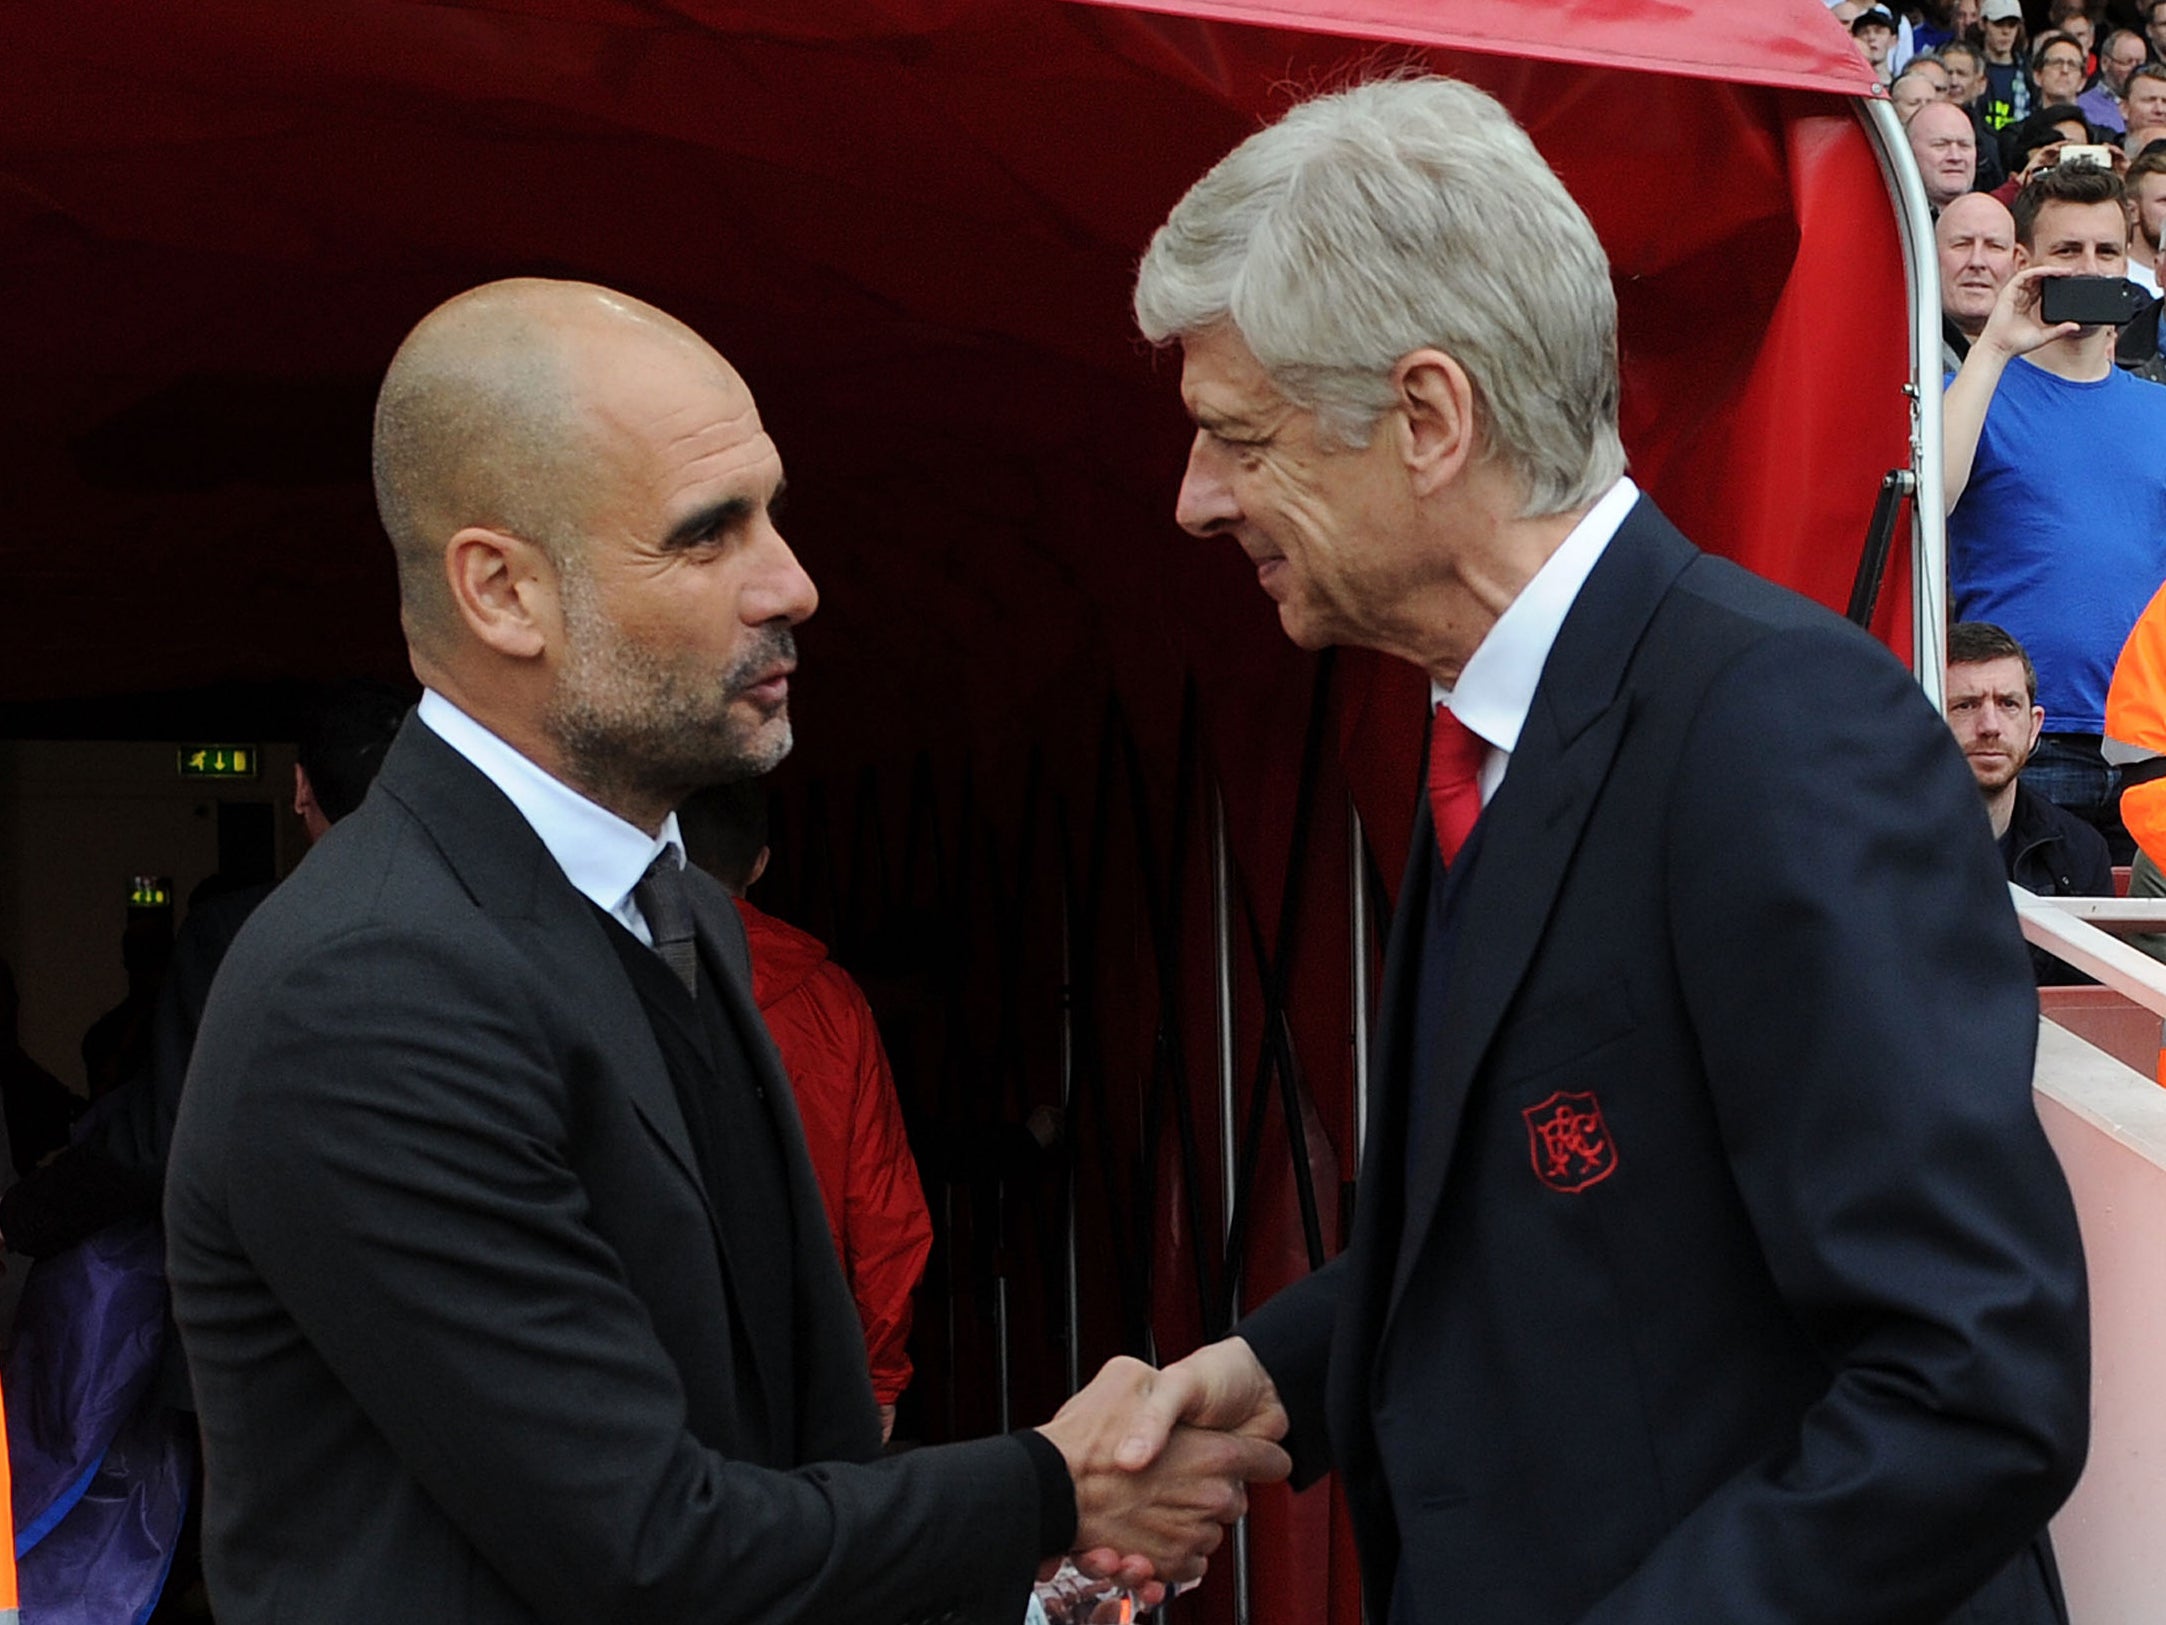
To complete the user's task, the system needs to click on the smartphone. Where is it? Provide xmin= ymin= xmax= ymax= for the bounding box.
xmin=2056 ymin=143 xmax=2117 ymax=169
xmin=2039 ymin=275 xmax=2149 ymax=325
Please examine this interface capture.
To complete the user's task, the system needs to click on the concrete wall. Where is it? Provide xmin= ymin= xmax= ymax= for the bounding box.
xmin=0 ymin=739 xmax=303 ymax=1094
xmin=2038 ymin=1016 xmax=2166 ymax=1622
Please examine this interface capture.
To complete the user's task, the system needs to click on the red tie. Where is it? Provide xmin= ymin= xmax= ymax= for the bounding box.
xmin=1428 ymin=703 xmax=1486 ymax=867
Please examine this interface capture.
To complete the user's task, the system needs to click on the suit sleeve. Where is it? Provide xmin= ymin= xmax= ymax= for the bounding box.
xmin=219 ymin=924 xmax=1044 ymax=1625
xmin=1584 ymin=625 xmax=2088 ymax=1623
xmin=1236 ymin=1254 xmax=1346 ymax=1489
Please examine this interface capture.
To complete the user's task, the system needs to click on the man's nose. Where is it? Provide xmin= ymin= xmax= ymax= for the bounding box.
xmin=748 ymin=529 xmax=819 ymax=626
xmin=1174 ymin=437 xmax=1240 ymax=538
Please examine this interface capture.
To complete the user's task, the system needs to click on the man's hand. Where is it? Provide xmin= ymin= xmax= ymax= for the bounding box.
xmin=1975 ymin=263 xmax=2083 ymax=363
xmin=878 ymin=1402 xmax=896 ymax=1445
xmin=1035 ymin=1353 xmax=1290 ymax=1589
xmin=1110 ymin=1337 xmax=1286 ymax=1470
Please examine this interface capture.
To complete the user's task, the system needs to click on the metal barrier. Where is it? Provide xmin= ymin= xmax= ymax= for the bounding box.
xmin=2014 ymin=891 xmax=2166 ymax=1621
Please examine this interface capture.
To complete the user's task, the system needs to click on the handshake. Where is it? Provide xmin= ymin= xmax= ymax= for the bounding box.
xmin=1032 ymin=1337 xmax=1291 ymax=1599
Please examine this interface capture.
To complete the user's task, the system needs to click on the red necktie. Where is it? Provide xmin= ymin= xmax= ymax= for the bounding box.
xmin=1428 ymin=703 xmax=1486 ymax=867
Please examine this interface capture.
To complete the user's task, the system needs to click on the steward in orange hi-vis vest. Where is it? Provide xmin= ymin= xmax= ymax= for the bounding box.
xmin=2106 ymin=579 xmax=2166 ymax=867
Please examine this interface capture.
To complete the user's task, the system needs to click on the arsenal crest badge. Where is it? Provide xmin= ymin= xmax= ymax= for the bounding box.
xmin=1522 ymin=1090 xmax=1619 ymax=1194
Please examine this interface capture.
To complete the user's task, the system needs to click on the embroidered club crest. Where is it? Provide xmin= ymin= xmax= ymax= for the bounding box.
xmin=1521 ymin=1090 xmax=1618 ymax=1193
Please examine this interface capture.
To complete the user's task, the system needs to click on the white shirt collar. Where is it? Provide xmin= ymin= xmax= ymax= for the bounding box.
xmin=416 ymin=689 xmax=684 ymax=946
xmin=1431 ymin=476 xmax=1640 ymax=796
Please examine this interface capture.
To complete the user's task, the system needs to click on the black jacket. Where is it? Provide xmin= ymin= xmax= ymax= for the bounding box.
xmin=2115 ymin=296 xmax=2166 ymax=386
xmin=2006 ymin=780 xmax=2116 ymax=985
xmin=1241 ymin=498 xmax=2087 ymax=1623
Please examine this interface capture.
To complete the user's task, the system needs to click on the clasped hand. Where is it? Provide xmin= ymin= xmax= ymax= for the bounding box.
xmin=1033 ymin=1339 xmax=1290 ymax=1597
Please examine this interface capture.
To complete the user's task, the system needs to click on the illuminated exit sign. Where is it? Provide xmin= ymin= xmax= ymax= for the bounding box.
xmin=178 ymin=744 xmax=260 ymax=780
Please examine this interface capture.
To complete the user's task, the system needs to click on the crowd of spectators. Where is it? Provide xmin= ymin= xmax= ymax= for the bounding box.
xmin=1872 ymin=1 xmax=2166 ymax=891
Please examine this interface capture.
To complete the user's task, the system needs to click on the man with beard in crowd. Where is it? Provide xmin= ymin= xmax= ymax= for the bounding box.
xmin=1943 ymin=622 xmax=2113 ymax=984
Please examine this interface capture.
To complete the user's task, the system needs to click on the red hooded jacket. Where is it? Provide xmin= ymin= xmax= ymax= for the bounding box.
xmin=736 ymin=900 xmax=932 ymax=1407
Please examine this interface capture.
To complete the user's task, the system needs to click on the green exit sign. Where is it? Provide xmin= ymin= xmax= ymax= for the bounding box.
xmin=179 ymin=744 xmax=260 ymax=780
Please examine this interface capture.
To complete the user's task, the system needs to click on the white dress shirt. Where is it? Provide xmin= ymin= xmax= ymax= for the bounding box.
xmin=417 ymin=689 xmax=685 ymax=947
xmin=1431 ymin=475 xmax=1641 ymax=805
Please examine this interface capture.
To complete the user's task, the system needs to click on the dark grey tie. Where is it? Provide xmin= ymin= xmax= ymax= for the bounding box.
xmin=632 ymin=852 xmax=699 ymax=998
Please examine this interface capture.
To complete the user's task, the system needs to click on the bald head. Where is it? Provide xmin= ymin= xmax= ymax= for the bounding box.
xmin=1937 ymin=192 xmax=2018 ymax=334
xmin=1909 ymin=101 xmax=1979 ymax=209
xmin=372 ymin=278 xmax=722 ymax=653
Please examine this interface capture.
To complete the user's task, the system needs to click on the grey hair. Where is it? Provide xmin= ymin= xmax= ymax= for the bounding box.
xmin=1133 ymin=75 xmax=1625 ymax=518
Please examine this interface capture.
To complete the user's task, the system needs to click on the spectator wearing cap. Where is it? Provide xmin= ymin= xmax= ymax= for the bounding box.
xmin=2082 ymin=28 xmax=2148 ymax=131
xmin=1854 ymin=6 xmax=1901 ymax=83
xmin=1944 ymin=161 xmax=2166 ymax=857
xmin=1979 ymin=0 xmax=2034 ymax=130
xmin=1912 ymin=99 xmax=1982 ymax=211
xmin=1940 ymin=191 xmax=2020 ymax=370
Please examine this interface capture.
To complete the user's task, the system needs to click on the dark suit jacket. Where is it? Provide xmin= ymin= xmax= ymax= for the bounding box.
xmin=1242 ymin=499 xmax=2089 ymax=1623
xmin=166 ymin=720 xmax=1043 ymax=1624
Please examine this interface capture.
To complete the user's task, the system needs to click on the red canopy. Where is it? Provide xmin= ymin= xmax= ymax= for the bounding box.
xmin=0 ymin=7 xmax=1907 ymax=1619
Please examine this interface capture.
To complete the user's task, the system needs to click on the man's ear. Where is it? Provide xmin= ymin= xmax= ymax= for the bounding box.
xmin=1392 ymin=349 xmax=1479 ymax=497
xmin=443 ymin=527 xmax=557 ymax=660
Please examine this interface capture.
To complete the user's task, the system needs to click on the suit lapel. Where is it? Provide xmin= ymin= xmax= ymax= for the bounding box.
xmin=1383 ymin=501 xmax=1698 ymax=1327
xmin=372 ymin=720 xmax=711 ymax=1213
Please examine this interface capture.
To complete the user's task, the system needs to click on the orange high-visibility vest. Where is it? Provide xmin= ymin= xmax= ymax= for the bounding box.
xmin=2107 ymin=580 xmax=2166 ymax=867
xmin=0 ymin=1378 xmax=19 ymax=1622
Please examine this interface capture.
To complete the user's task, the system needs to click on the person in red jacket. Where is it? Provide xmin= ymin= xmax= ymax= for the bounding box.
xmin=681 ymin=783 xmax=932 ymax=1442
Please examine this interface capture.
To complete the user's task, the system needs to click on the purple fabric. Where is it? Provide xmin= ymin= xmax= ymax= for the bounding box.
xmin=17 ymin=1397 xmax=191 ymax=1625
xmin=5 ymin=1218 xmax=191 ymax=1623
xmin=7 ymin=1219 xmax=166 ymax=1535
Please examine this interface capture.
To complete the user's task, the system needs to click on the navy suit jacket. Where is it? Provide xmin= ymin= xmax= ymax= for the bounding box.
xmin=1242 ymin=498 xmax=2089 ymax=1623
xmin=167 ymin=719 xmax=1044 ymax=1624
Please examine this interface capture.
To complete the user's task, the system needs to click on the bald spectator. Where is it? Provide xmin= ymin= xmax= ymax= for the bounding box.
xmin=1940 ymin=192 xmax=2021 ymax=369
xmin=1895 ymin=64 xmax=1947 ymax=123
xmin=2082 ymin=28 xmax=2148 ymax=130
xmin=1912 ymin=99 xmax=1982 ymax=210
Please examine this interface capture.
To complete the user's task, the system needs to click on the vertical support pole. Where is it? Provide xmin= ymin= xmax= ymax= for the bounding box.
xmin=1210 ymin=788 xmax=1251 ymax=1625
xmin=1061 ymin=859 xmax=1081 ymax=1397
xmin=1350 ymin=802 xmax=1372 ymax=1164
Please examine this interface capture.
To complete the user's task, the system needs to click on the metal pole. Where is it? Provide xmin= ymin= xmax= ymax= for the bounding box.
xmin=1210 ymin=788 xmax=1251 ymax=1625
xmin=1859 ymin=94 xmax=1948 ymax=710
xmin=1061 ymin=861 xmax=1081 ymax=1397
xmin=1350 ymin=803 xmax=1373 ymax=1162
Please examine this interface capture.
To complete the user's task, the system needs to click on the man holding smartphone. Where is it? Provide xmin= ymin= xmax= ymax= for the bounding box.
xmin=1945 ymin=160 xmax=2166 ymax=857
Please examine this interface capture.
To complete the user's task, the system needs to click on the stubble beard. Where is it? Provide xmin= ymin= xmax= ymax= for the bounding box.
xmin=544 ymin=572 xmax=797 ymax=817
